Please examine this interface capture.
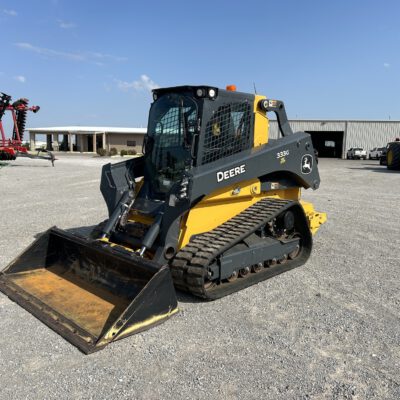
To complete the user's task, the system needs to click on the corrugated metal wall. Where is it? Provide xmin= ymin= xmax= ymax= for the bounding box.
xmin=269 ymin=120 xmax=346 ymax=138
xmin=346 ymin=122 xmax=399 ymax=151
xmin=268 ymin=120 xmax=400 ymax=158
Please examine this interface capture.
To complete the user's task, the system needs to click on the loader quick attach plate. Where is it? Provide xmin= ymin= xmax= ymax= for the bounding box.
xmin=0 ymin=228 xmax=178 ymax=353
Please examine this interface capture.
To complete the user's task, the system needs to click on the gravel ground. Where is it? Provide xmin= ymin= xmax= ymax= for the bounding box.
xmin=0 ymin=155 xmax=399 ymax=400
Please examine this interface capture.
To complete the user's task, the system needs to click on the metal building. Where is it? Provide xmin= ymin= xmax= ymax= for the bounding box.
xmin=28 ymin=121 xmax=400 ymax=159
xmin=28 ymin=126 xmax=146 ymax=154
xmin=269 ymin=120 xmax=400 ymax=158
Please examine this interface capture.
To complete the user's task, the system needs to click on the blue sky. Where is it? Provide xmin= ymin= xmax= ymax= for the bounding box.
xmin=1 ymin=0 xmax=399 ymax=134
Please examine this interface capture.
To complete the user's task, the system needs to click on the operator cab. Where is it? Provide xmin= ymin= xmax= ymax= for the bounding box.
xmin=140 ymin=86 xmax=254 ymax=201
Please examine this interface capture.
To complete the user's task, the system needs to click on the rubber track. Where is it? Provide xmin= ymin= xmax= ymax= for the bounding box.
xmin=170 ymin=198 xmax=305 ymax=299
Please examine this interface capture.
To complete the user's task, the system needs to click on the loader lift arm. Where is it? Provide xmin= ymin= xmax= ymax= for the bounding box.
xmin=259 ymin=98 xmax=293 ymax=137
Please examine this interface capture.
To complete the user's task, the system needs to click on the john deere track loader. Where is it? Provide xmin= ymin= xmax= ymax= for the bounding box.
xmin=0 ymin=85 xmax=326 ymax=353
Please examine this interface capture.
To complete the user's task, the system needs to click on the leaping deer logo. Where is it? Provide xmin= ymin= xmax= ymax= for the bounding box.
xmin=303 ymin=157 xmax=311 ymax=172
xmin=301 ymin=155 xmax=313 ymax=174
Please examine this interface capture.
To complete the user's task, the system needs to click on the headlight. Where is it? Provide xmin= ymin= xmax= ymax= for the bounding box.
xmin=196 ymin=88 xmax=205 ymax=97
xmin=153 ymin=93 xmax=158 ymax=101
xmin=208 ymin=88 xmax=216 ymax=98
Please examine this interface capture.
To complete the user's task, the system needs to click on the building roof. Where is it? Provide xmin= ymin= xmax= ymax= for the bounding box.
xmin=28 ymin=126 xmax=147 ymax=134
xmin=269 ymin=119 xmax=400 ymax=124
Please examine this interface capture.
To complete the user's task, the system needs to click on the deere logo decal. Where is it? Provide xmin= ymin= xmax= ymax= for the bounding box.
xmin=301 ymin=154 xmax=313 ymax=174
xmin=217 ymin=164 xmax=246 ymax=182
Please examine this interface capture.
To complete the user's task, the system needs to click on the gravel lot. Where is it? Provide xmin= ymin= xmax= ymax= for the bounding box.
xmin=0 ymin=155 xmax=399 ymax=400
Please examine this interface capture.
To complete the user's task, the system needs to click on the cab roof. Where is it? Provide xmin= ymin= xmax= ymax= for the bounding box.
xmin=152 ymin=85 xmax=255 ymax=100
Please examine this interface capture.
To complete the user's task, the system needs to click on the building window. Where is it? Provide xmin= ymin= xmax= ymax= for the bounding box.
xmin=127 ymin=140 xmax=136 ymax=147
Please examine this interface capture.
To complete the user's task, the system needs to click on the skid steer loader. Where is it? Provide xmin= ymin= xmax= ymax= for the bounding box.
xmin=0 ymin=85 xmax=326 ymax=353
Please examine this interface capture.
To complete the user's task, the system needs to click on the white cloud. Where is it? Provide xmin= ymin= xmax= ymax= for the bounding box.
xmin=3 ymin=9 xmax=17 ymax=16
xmin=87 ymin=51 xmax=127 ymax=62
xmin=58 ymin=20 xmax=76 ymax=29
xmin=15 ymin=42 xmax=84 ymax=61
xmin=14 ymin=42 xmax=127 ymax=63
xmin=116 ymin=75 xmax=159 ymax=92
xmin=384 ymin=63 xmax=390 ymax=68
xmin=14 ymin=75 xmax=26 ymax=83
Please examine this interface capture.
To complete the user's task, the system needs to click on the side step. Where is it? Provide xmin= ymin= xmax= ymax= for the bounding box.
xmin=0 ymin=228 xmax=178 ymax=353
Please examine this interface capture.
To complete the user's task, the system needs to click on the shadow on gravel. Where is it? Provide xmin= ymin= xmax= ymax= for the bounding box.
xmin=348 ymin=166 xmax=399 ymax=173
xmin=175 ymin=290 xmax=204 ymax=304
xmin=8 ymin=164 xmax=53 ymax=168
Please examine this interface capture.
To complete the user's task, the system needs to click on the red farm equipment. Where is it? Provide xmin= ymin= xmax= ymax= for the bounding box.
xmin=0 ymin=92 xmax=55 ymax=165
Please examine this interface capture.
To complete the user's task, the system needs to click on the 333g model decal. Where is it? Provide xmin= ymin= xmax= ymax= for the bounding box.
xmin=276 ymin=150 xmax=290 ymax=159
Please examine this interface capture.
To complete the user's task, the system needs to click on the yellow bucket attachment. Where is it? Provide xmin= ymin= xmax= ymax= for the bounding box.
xmin=0 ymin=227 xmax=178 ymax=353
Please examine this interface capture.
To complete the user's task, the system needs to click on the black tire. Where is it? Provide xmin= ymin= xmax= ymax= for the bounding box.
xmin=387 ymin=143 xmax=400 ymax=170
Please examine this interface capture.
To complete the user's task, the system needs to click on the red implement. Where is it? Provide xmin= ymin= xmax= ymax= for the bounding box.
xmin=0 ymin=92 xmax=54 ymax=164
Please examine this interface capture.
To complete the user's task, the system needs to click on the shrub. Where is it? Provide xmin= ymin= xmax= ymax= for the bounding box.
xmin=127 ymin=149 xmax=137 ymax=155
xmin=120 ymin=149 xmax=128 ymax=156
xmin=110 ymin=147 xmax=118 ymax=156
xmin=97 ymin=148 xmax=107 ymax=156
